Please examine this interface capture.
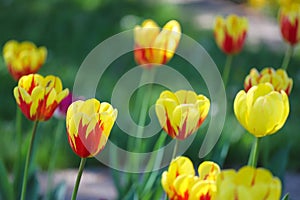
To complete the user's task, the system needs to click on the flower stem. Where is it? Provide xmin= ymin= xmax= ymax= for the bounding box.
xmin=281 ymin=45 xmax=293 ymax=70
xmin=20 ymin=120 xmax=39 ymax=200
xmin=248 ymin=137 xmax=261 ymax=167
xmin=134 ymin=68 xmax=156 ymax=166
xmin=172 ymin=139 xmax=179 ymax=160
xmin=71 ymin=157 xmax=87 ymax=200
xmin=45 ymin=119 xmax=64 ymax=200
xmin=222 ymin=55 xmax=233 ymax=87
xmin=14 ymin=108 xmax=22 ymax=191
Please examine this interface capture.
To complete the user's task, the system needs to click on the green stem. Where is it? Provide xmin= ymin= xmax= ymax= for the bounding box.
xmin=45 ymin=119 xmax=64 ymax=200
xmin=248 ymin=137 xmax=261 ymax=167
xmin=222 ymin=55 xmax=233 ymax=87
xmin=20 ymin=121 xmax=39 ymax=200
xmin=71 ymin=158 xmax=87 ymax=200
xmin=135 ymin=69 xmax=156 ymax=142
xmin=172 ymin=139 xmax=179 ymax=160
xmin=281 ymin=45 xmax=293 ymax=70
xmin=14 ymin=108 xmax=22 ymax=193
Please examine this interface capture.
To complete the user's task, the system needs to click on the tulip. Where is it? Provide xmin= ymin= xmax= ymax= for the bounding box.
xmin=279 ymin=3 xmax=300 ymax=46
xmin=214 ymin=15 xmax=248 ymax=55
xmin=162 ymin=158 xmax=220 ymax=200
xmin=189 ymin=161 xmax=220 ymax=200
xmin=244 ymin=68 xmax=293 ymax=95
xmin=3 ymin=40 xmax=47 ymax=80
xmin=234 ymin=83 xmax=289 ymax=138
xmin=134 ymin=19 xmax=181 ymax=68
xmin=66 ymin=98 xmax=117 ymax=158
xmin=155 ymin=90 xmax=210 ymax=140
xmin=161 ymin=156 xmax=195 ymax=199
xmin=216 ymin=166 xmax=281 ymax=200
xmin=13 ymin=74 xmax=69 ymax=121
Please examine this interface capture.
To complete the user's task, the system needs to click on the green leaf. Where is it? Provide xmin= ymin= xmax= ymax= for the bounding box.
xmin=25 ymin=170 xmax=40 ymax=200
xmin=48 ymin=182 xmax=67 ymax=200
xmin=140 ymin=132 xmax=167 ymax=196
xmin=282 ymin=193 xmax=289 ymax=200
xmin=0 ymin=159 xmax=14 ymax=200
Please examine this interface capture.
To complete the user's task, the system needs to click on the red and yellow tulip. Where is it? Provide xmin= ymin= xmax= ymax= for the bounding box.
xmin=13 ymin=74 xmax=69 ymax=121
xmin=279 ymin=3 xmax=300 ymax=46
xmin=214 ymin=15 xmax=248 ymax=54
xmin=155 ymin=90 xmax=210 ymax=140
xmin=161 ymin=156 xmax=195 ymax=200
xmin=134 ymin=19 xmax=181 ymax=68
xmin=66 ymin=99 xmax=117 ymax=158
xmin=216 ymin=166 xmax=281 ymax=200
xmin=244 ymin=67 xmax=293 ymax=95
xmin=3 ymin=40 xmax=47 ymax=80
xmin=162 ymin=157 xmax=220 ymax=200
xmin=234 ymin=83 xmax=289 ymax=137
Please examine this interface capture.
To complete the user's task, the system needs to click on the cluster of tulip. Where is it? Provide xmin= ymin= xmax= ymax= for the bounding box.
xmin=2 ymin=0 xmax=299 ymax=199
xmin=162 ymin=156 xmax=281 ymax=200
xmin=133 ymin=11 xmax=292 ymax=198
xmin=3 ymin=40 xmax=118 ymax=199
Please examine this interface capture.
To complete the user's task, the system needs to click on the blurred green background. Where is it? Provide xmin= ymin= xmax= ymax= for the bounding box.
xmin=0 ymin=0 xmax=299 ymax=181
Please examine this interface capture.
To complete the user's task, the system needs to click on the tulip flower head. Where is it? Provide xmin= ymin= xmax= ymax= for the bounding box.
xmin=162 ymin=157 xmax=220 ymax=200
xmin=156 ymin=90 xmax=210 ymax=140
xmin=134 ymin=19 xmax=181 ymax=68
xmin=214 ymin=14 xmax=248 ymax=54
xmin=216 ymin=166 xmax=281 ymax=200
xmin=234 ymin=83 xmax=289 ymax=137
xmin=279 ymin=3 xmax=300 ymax=46
xmin=161 ymin=156 xmax=195 ymax=199
xmin=244 ymin=68 xmax=293 ymax=95
xmin=13 ymin=74 xmax=69 ymax=121
xmin=3 ymin=40 xmax=47 ymax=80
xmin=66 ymin=99 xmax=117 ymax=158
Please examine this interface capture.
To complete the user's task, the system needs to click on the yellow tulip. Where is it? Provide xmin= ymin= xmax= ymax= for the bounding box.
xmin=66 ymin=99 xmax=117 ymax=158
xmin=14 ymin=74 xmax=69 ymax=121
xmin=134 ymin=19 xmax=181 ymax=68
xmin=244 ymin=67 xmax=293 ymax=95
xmin=155 ymin=90 xmax=210 ymax=140
xmin=3 ymin=40 xmax=47 ymax=80
xmin=234 ymin=83 xmax=289 ymax=137
xmin=216 ymin=166 xmax=281 ymax=200
xmin=214 ymin=15 xmax=248 ymax=54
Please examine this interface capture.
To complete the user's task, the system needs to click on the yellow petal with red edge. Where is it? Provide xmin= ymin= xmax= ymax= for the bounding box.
xmin=173 ymin=175 xmax=196 ymax=198
xmin=198 ymin=161 xmax=220 ymax=181
xmin=13 ymin=88 xmax=21 ymax=104
xmin=46 ymin=89 xmax=57 ymax=108
xmin=190 ymin=180 xmax=217 ymax=200
xmin=18 ymin=87 xmax=32 ymax=104
xmin=30 ymin=86 xmax=45 ymax=118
